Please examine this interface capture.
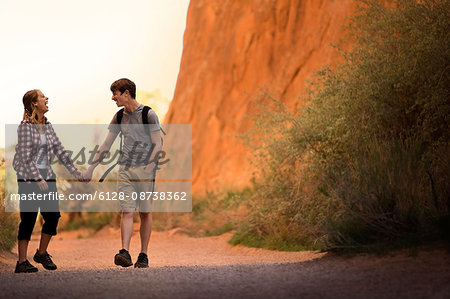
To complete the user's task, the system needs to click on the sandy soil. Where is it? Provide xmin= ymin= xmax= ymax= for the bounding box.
xmin=0 ymin=227 xmax=449 ymax=298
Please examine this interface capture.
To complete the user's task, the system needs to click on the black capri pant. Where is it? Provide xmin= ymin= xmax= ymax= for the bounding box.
xmin=17 ymin=169 xmax=61 ymax=241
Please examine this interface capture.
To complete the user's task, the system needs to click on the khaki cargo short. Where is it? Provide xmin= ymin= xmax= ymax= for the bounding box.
xmin=118 ymin=164 xmax=156 ymax=212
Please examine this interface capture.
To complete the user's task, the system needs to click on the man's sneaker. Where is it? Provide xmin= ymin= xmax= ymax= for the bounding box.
xmin=15 ymin=260 xmax=38 ymax=273
xmin=114 ymin=249 xmax=133 ymax=267
xmin=134 ymin=252 xmax=149 ymax=268
xmin=33 ymin=250 xmax=57 ymax=270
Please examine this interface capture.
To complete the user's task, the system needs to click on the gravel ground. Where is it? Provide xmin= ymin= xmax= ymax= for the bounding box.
xmin=0 ymin=229 xmax=449 ymax=299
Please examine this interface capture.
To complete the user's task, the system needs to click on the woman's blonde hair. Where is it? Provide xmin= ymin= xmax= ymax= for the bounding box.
xmin=22 ymin=89 xmax=42 ymax=124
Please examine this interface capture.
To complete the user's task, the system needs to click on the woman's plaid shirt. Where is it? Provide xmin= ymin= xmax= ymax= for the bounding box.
xmin=13 ymin=119 xmax=78 ymax=182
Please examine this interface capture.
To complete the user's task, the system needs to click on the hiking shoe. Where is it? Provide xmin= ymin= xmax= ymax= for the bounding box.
xmin=15 ymin=260 xmax=38 ymax=273
xmin=134 ymin=253 xmax=149 ymax=268
xmin=33 ymin=250 xmax=57 ymax=270
xmin=114 ymin=249 xmax=133 ymax=267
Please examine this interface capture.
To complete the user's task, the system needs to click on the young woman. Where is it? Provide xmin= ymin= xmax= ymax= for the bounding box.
xmin=13 ymin=89 xmax=82 ymax=273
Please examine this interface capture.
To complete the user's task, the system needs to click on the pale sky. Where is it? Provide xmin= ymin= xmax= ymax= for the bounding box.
xmin=0 ymin=0 xmax=190 ymax=146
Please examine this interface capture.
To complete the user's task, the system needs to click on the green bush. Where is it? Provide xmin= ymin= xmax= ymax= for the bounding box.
xmin=237 ymin=0 xmax=449 ymax=251
xmin=0 ymin=166 xmax=18 ymax=251
xmin=150 ymin=188 xmax=251 ymax=237
xmin=185 ymin=189 xmax=249 ymax=237
xmin=0 ymin=210 xmax=18 ymax=251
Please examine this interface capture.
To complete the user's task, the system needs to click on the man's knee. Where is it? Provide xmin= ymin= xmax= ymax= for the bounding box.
xmin=139 ymin=212 xmax=151 ymax=219
xmin=122 ymin=211 xmax=134 ymax=219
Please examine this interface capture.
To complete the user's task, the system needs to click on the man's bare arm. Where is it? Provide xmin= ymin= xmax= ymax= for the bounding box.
xmin=83 ymin=131 xmax=118 ymax=181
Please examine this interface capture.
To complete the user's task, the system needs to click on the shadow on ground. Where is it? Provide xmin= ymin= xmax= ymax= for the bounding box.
xmin=1 ymin=251 xmax=449 ymax=299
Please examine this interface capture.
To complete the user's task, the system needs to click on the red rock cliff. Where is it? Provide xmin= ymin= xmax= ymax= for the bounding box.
xmin=165 ymin=0 xmax=356 ymax=193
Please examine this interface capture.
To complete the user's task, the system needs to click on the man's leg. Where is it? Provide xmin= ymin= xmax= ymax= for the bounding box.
xmin=121 ymin=210 xmax=134 ymax=251
xmin=133 ymin=212 xmax=151 ymax=268
xmin=114 ymin=209 xmax=134 ymax=267
xmin=133 ymin=165 xmax=154 ymax=268
xmin=136 ymin=164 xmax=154 ymax=255
xmin=139 ymin=212 xmax=152 ymax=254
xmin=115 ymin=166 xmax=138 ymax=267
xmin=118 ymin=165 xmax=136 ymax=252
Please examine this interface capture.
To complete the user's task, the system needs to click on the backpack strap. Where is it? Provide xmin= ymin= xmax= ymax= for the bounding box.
xmin=142 ymin=105 xmax=166 ymax=136
xmin=116 ymin=108 xmax=125 ymax=124
xmin=142 ymin=106 xmax=151 ymax=124
xmin=142 ymin=106 xmax=151 ymax=137
xmin=142 ymin=106 xmax=165 ymax=171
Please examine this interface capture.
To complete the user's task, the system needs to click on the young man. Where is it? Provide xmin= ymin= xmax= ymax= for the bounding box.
xmin=83 ymin=78 xmax=162 ymax=268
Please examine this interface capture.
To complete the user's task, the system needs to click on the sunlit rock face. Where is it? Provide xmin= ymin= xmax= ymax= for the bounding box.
xmin=165 ymin=0 xmax=356 ymax=194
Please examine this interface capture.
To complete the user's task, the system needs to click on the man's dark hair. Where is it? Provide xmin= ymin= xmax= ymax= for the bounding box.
xmin=110 ymin=78 xmax=136 ymax=99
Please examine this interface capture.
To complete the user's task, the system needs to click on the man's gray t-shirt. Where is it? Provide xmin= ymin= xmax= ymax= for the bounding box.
xmin=108 ymin=104 xmax=161 ymax=166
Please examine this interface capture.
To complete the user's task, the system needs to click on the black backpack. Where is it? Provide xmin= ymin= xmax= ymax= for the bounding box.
xmin=99 ymin=106 xmax=165 ymax=182
xmin=116 ymin=106 xmax=164 ymax=137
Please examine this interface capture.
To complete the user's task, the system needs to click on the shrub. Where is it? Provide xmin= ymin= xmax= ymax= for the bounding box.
xmin=0 ymin=167 xmax=18 ymax=251
xmin=0 ymin=210 xmax=18 ymax=251
xmin=237 ymin=0 xmax=450 ymax=251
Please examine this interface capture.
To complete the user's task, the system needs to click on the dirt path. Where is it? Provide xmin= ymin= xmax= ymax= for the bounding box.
xmin=0 ymin=228 xmax=449 ymax=298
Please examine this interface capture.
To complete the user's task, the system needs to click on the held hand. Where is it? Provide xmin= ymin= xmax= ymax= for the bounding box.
xmin=81 ymin=169 xmax=93 ymax=183
xmin=74 ymin=171 xmax=84 ymax=182
xmin=37 ymin=180 xmax=48 ymax=191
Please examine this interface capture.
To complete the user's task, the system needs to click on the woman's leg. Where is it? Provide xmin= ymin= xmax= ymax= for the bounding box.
xmin=38 ymin=233 xmax=52 ymax=255
xmin=33 ymin=211 xmax=59 ymax=271
xmin=38 ymin=170 xmax=60 ymax=254
xmin=17 ymin=171 xmax=41 ymax=262
xmin=17 ymin=211 xmax=38 ymax=262
xmin=39 ymin=211 xmax=60 ymax=254
xmin=18 ymin=240 xmax=30 ymax=263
